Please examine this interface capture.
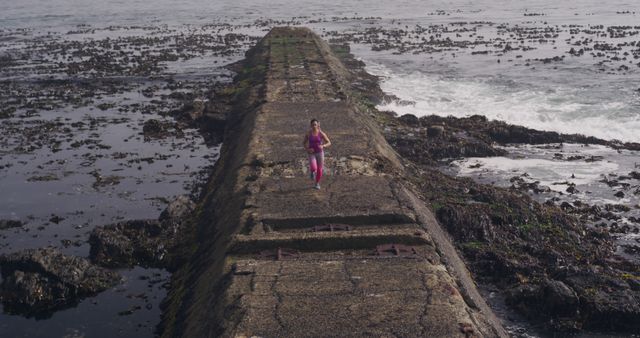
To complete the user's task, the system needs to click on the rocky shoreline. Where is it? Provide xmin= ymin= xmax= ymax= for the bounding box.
xmin=332 ymin=45 xmax=640 ymax=333
xmin=384 ymin=116 xmax=640 ymax=332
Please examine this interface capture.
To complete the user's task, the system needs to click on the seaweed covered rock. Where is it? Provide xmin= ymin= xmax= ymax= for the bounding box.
xmin=142 ymin=118 xmax=165 ymax=135
xmin=378 ymin=112 xmax=640 ymax=333
xmin=0 ymin=219 xmax=23 ymax=230
xmin=0 ymin=247 xmax=121 ymax=317
xmin=386 ymin=125 xmax=506 ymax=164
xmin=89 ymin=219 xmax=162 ymax=268
xmin=417 ymin=114 xmax=640 ymax=150
xmin=506 ymin=279 xmax=581 ymax=330
xmin=160 ymin=194 xmax=195 ymax=223
xmin=89 ymin=195 xmax=195 ymax=270
xmin=436 ymin=204 xmax=495 ymax=241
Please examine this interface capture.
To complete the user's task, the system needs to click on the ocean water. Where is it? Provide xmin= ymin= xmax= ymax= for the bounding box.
xmin=1 ymin=0 xmax=639 ymax=336
xmin=2 ymin=0 xmax=638 ymax=142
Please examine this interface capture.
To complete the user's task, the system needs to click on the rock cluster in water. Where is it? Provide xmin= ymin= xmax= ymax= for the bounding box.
xmin=0 ymin=247 xmax=121 ymax=317
xmin=89 ymin=195 xmax=195 ymax=270
xmin=0 ymin=194 xmax=195 ymax=318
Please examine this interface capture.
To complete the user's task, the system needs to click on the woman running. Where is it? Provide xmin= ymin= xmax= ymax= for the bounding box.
xmin=303 ymin=118 xmax=331 ymax=190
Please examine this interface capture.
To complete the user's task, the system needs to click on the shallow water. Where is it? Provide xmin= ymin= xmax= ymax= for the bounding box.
xmin=0 ymin=266 xmax=169 ymax=337
xmin=0 ymin=78 xmax=220 ymax=336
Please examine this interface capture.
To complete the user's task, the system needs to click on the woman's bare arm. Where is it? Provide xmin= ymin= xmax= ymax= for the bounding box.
xmin=302 ymin=131 xmax=310 ymax=151
xmin=320 ymin=131 xmax=331 ymax=148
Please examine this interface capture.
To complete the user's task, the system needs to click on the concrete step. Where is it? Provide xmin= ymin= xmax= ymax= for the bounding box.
xmin=250 ymin=176 xmax=415 ymax=230
xmin=231 ymin=226 xmax=431 ymax=254
xmin=261 ymin=213 xmax=414 ymax=230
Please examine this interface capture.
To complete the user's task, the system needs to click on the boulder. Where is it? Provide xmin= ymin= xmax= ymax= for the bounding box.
xmin=436 ymin=205 xmax=495 ymax=242
xmin=0 ymin=247 xmax=121 ymax=317
xmin=160 ymin=195 xmax=195 ymax=222
xmin=189 ymin=98 xmax=208 ymax=120
xmin=427 ymin=125 xmax=445 ymax=138
xmin=0 ymin=219 xmax=23 ymax=230
xmin=142 ymin=118 xmax=164 ymax=135
xmin=398 ymin=114 xmax=419 ymax=126
xmin=543 ymin=280 xmax=579 ymax=317
xmin=89 ymin=219 xmax=166 ymax=268
xmin=90 ymin=195 xmax=194 ymax=269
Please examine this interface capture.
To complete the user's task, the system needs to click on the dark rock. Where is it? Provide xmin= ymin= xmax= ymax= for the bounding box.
xmin=398 ymin=114 xmax=419 ymax=126
xmin=386 ymin=125 xmax=505 ymax=163
xmin=566 ymin=273 xmax=640 ymax=332
xmin=506 ymin=280 xmax=579 ymax=329
xmin=89 ymin=219 xmax=166 ymax=268
xmin=436 ymin=205 xmax=495 ymax=241
xmin=49 ymin=215 xmax=64 ymax=224
xmin=142 ymin=119 xmax=164 ymax=135
xmin=560 ymin=202 xmax=574 ymax=211
xmin=189 ymin=98 xmax=207 ymax=120
xmin=543 ymin=280 xmax=580 ymax=317
xmin=506 ymin=284 xmax=541 ymax=314
xmin=427 ymin=125 xmax=445 ymax=138
xmin=614 ymin=191 xmax=625 ymax=198
xmin=585 ymin=156 xmax=604 ymax=162
xmin=0 ymin=247 xmax=121 ymax=317
xmin=0 ymin=219 xmax=23 ymax=230
xmin=566 ymin=185 xmax=579 ymax=194
xmin=488 ymin=124 xmax=562 ymax=144
xmin=159 ymin=195 xmax=195 ymax=222
xmin=89 ymin=225 xmax=137 ymax=267
xmin=90 ymin=195 xmax=193 ymax=269
xmin=204 ymin=112 xmax=227 ymax=126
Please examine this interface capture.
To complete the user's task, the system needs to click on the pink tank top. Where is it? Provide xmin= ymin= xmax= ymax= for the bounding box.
xmin=309 ymin=132 xmax=323 ymax=153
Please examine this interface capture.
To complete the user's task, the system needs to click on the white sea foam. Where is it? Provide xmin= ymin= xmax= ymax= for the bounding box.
xmin=454 ymin=156 xmax=619 ymax=192
xmin=366 ymin=62 xmax=640 ymax=143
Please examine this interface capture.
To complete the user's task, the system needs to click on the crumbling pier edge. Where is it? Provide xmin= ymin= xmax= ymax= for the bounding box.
xmin=160 ymin=27 xmax=508 ymax=337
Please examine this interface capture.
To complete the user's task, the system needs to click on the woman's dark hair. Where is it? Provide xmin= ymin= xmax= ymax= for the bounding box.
xmin=310 ymin=118 xmax=318 ymax=124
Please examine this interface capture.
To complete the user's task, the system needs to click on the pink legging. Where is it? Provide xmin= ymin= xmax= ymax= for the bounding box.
xmin=308 ymin=151 xmax=324 ymax=183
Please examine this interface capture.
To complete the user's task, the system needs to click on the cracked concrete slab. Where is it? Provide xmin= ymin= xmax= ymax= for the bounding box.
xmin=226 ymin=258 xmax=481 ymax=337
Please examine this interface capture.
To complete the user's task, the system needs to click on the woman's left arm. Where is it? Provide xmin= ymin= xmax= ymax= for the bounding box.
xmin=321 ymin=131 xmax=331 ymax=148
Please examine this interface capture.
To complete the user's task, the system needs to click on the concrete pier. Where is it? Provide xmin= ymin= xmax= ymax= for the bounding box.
xmin=161 ymin=27 xmax=507 ymax=338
